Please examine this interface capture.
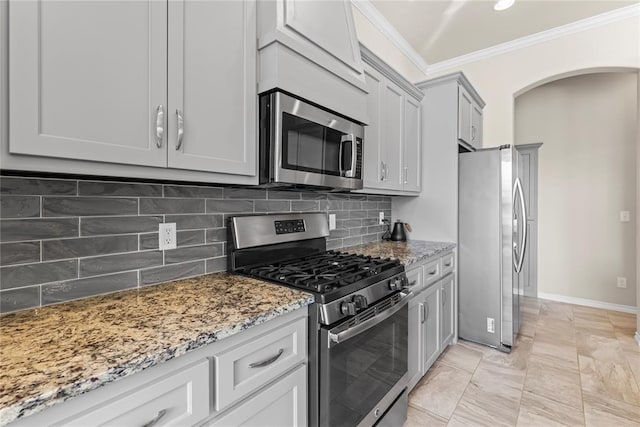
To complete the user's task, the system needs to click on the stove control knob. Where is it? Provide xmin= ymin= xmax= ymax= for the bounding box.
xmin=389 ymin=278 xmax=402 ymax=291
xmin=353 ymin=294 xmax=368 ymax=310
xmin=340 ymin=301 xmax=357 ymax=316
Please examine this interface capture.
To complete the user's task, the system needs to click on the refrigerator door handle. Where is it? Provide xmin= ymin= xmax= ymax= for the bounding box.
xmin=513 ymin=177 xmax=528 ymax=273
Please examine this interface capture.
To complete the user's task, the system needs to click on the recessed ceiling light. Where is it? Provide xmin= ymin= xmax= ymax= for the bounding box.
xmin=494 ymin=0 xmax=515 ymax=11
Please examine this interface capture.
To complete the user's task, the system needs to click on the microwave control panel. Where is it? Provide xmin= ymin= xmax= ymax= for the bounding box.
xmin=275 ymin=219 xmax=306 ymax=235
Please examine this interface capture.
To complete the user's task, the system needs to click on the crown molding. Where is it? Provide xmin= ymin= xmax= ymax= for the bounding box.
xmin=427 ymin=3 xmax=640 ymax=74
xmin=360 ymin=43 xmax=424 ymax=101
xmin=415 ymin=71 xmax=485 ymax=107
xmin=351 ymin=0 xmax=430 ymax=77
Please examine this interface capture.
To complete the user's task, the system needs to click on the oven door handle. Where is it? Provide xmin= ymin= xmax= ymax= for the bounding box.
xmin=328 ymin=291 xmax=413 ymax=346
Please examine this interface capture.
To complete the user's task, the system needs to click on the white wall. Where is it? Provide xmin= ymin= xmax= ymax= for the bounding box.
xmin=515 ymin=72 xmax=637 ymax=307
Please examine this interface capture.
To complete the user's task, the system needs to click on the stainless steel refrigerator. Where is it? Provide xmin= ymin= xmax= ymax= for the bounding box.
xmin=458 ymin=145 xmax=528 ymax=352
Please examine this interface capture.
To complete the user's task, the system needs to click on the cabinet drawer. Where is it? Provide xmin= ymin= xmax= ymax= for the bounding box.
xmin=214 ymin=317 xmax=306 ymax=412
xmin=423 ymin=259 xmax=441 ymax=287
xmin=441 ymin=252 xmax=455 ymax=276
xmin=406 ymin=267 xmax=423 ymax=294
xmin=60 ymin=359 xmax=210 ymax=426
xmin=205 ymin=364 xmax=306 ymax=427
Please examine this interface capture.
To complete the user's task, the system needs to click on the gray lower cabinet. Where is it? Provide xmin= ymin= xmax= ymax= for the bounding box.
xmin=13 ymin=309 xmax=307 ymax=427
xmin=406 ymin=251 xmax=457 ymax=391
xmin=5 ymin=0 xmax=257 ymax=184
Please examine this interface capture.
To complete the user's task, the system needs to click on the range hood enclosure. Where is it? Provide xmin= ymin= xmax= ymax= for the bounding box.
xmin=257 ymin=0 xmax=369 ymax=124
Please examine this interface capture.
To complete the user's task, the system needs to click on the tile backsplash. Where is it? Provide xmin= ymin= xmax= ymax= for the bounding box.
xmin=0 ymin=175 xmax=391 ymax=314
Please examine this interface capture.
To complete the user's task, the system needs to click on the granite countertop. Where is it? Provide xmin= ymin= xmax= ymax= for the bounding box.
xmin=343 ymin=240 xmax=456 ymax=266
xmin=0 ymin=273 xmax=313 ymax=425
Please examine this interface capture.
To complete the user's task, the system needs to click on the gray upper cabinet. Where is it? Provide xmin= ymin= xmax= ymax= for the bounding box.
xmin=5 ymin=0 xmax=257 ymax=185
xmin=9 ymin=0 xmax=168 ymax=167
xmin=359 ymin=45 xmax=423 ymax=195
xmin=167 ymin=0 xmax=256 ymax=176
xmin=420 ymin=72 xmax=485 ymax=152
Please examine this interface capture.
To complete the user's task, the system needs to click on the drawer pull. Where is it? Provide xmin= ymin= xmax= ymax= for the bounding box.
xmin=249 ymin=348 xmax=284 ymax=368
xmin=444 ymin=261 xmax=452 ymax=267
xmin=428 ymin=269 xmax=437 ymax=275
xmin=142 ymin=409 xmax=167 ymax=427
xmin=409 ymin=280 xmax=417 ymax=287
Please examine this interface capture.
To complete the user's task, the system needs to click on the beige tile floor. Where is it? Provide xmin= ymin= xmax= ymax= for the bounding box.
xmin=405 ymin=298 xmax=640 ymax=426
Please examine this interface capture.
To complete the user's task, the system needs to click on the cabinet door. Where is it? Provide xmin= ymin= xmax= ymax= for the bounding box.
xmin=422 ymin=283 xmax=440 ymax=373
xmin=362 ymin=64 xmax=386 ymax=190
xmin=167 ymin=0 xmax=256 ymax=176
xmin=205 ymin=365 xmax=306 ymax=427
xmin=406 ymin=268 xmax=423 ymax=390
xmin=457 ymin=86 xmax=472 ymax=144
xmin=403 ymin=96 xmax=421 ymax=192
xmin=441 ymin=274 xmax=455 ymax=348
xmin=380 ymin=84 xmax=404 ymax=191
xmin=9 ymin=0 xmax=167 ymax=167
xmin=471 ymin=103 xmax=483 ymax=148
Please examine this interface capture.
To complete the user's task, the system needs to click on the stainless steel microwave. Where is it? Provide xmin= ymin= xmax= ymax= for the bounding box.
xmin=259 ymin=91 xmax=364 ymax=191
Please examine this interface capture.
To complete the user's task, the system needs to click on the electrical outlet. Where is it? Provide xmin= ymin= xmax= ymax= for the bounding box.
xmin=620 ymin=211 xmax=630 ymax=222
xmin=617 ymin=277 xmax=627 ymax=289
xmin=487 ymin=317 xmax=495 ymax=333
xmin=379 ymin=211 xmax=385 ymax=225
xmin=328 ymin=214 xmax=336 ymax=230
xmin=159 ymin=223 xmax=177 ymax=250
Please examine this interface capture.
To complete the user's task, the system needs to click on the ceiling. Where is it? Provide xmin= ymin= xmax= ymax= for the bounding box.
xmin=370 ymin=0 xmax=638 ymax=64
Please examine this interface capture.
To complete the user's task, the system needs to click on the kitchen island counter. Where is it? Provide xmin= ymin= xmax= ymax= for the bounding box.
xmin=343 ymin=240 xmax=456 ymax=267
xmin=0 ymin=273 xmax=313 ymax=425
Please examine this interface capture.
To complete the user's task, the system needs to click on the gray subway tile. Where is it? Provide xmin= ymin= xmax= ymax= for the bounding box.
xmin=164 ymin=214 xmax=223 ymax=230
xmin=0 ymin=287 xmax=40 ymax=314
xmin=362 ymin=218 xmax=377 ymax=226
xmin=329 ymin=229 xmax=349 ymax=239
xmin=140 ymin=261 xmax=205 ymax=287
xmin=326 ymin=239 xmax=343 ymax=250
xmin=342 ymin=236 xmax=362 ymax=248
xmin=0 ymin=196 xmax=40 ymax=218
xmin=0 ymin=177 xmax=76 ymax=195
xmin=206 ymin=199 xmax=254 ymax=214
xmin=349 ymin=210 xmax=367 ymax=219
xmin=43 ymin=197 xmax=138 ymax=217
xmin=163 ymin=185 xmax=222 ymax=199
xmin=327 ymin=193 xmax=350 ymax=200
xmin=328 ymin=210 xmax=349 ymax=220
xmin=223 ymin=188 xmax=266 ymax=199
xmin=349 ymin=227 xmax=367 ymax=236
xmin=267 ymin=190 xmax=301 ymax=200
xmin=342 ymin=219 xmax=362 ymax=228
xmin=42 ymin=235 xmax=137 ymax=261
xmin=0 ymin=242 xmax=40 ymax=266
xmin=0 ymin=218 xmax=79 ymax=242
xmin=139 ymin=198 xmax=204 ymax=214
xmin=254 ymin=200 xmax=290 ymax=213
xmin=302 ymin=192 xmax=327 ymax=200
xmin=0 ymin=260 xmax=77 ymax=289
xmin=206 ymin=257 xmax=227 ymax=273
xmin=164 ymin=244 xmax=223 ymax=265
xmin=362 ymin=233 xmax=379 ymax=243
xmin=362 ymin=201 xmax=379 ymax=210
xmin=80 ymin=251 xmax=163 ymax=278
xmin=378 ymin=202 xmax=392 ymax=210
xmin=343 ymin=201 xmax=362 ymax=210
xmin=139 ymin=230 xmax=205 ymax=250
xmin=81 ymin=216 xmax=162 ymax=236
xmin=291 ymin=201 xmax=320 ymax=212
xmin=41 ymin=271 xmax=138 ymax=305
xmin=327 ymin=200 xmax=343 ymax=211
xmin=206 ymin=228 xmax=227 ymax=243
xmin=367 ymin=225 xmax=385 ymax=234
xmin=78 ymin=181 xmax=162 ymax=197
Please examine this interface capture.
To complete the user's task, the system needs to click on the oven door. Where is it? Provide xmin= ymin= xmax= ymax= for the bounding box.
xmin=319 ymin=291 xmax=410 ymax=427
xmin=269 ymin=92 xmax=363 ymax=190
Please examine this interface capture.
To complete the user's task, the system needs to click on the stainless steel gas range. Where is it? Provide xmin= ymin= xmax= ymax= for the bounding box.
xmin=228 ymin=213 xmax=410 ymax=427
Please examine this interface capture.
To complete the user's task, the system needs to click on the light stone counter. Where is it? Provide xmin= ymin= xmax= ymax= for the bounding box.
xmin=343 ymin=240 xmax=456 ymax=267
xmin=0 ymin=273 xmax=313 ymax=425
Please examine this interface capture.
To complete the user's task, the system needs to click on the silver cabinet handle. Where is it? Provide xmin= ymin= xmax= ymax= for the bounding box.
xmin=409 ymin=280 xmax=417 ymax=287
xmin=420 ymin=303 xmax=425 ymax=324
xmin=155 ymin=105 xmax=164 ymax=148
xmin=471 ymin=125 xmax=476 ymax=141
xmin=175 ymin=109 xmax=184 ymax=150
xmin=403 ymin=167 xmax=408 ymax=184
xmin=142 ymin=409 xmax=167 ymax=427
xmin=380 ymin=161 xmax=385 ymax=181
xmin=425 ymin=302 xmax=429 ymax=320
xmin=442 ymin=289 xmax=446 ymax=307
xmin=444 ymin=261 xmax=452 ymax=267
xmin=249 ymin=348 xmax=284 ymax=368
xmin=427 ymin=268 xmax=437 ymax=276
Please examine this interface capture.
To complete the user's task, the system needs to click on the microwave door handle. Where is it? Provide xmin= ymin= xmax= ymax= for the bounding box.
xmin=338 ymin=137 xmax=344 ymax=176
xmin=341 ymin=134 xmax=356 ymax=178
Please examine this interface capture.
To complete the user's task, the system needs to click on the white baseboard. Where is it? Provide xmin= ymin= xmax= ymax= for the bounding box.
xmin=537 ymin=292 xmax=637 ymax=314
xmin=636 ymin=332 xmax=640 ymax=346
